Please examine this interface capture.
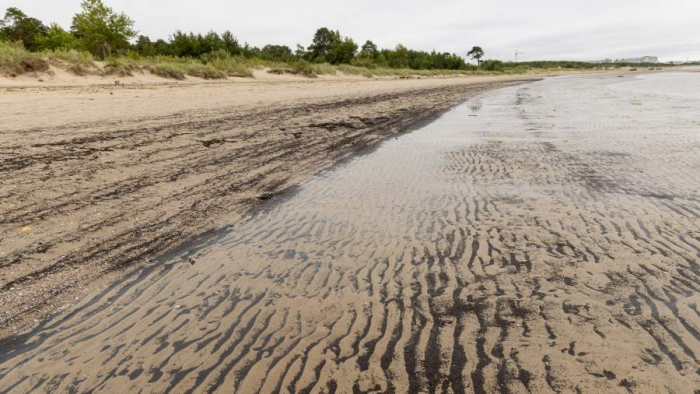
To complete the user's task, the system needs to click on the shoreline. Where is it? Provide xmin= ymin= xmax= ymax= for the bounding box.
xmin=0 ymin=74 xmax=538 ymax=338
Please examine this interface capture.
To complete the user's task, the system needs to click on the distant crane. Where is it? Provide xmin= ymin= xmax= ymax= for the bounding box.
xmin=515 ymin=50 xmax=525 ymax=63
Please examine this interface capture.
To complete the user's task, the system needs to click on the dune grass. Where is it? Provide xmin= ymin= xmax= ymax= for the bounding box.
xmin=147 ymin=63 xmax=185 ymax=80
xmin=0 ymin=41 xmax=49 ymax=76
xmin=45 ymin=49 xmax=95 ymax=66
xmin=2 ymin=40 xmax=609 ymax=81
xmin=139 ymin=56 xmax=252 ymax=80
xmin=0 ymin=41 xmax=255 ymax=80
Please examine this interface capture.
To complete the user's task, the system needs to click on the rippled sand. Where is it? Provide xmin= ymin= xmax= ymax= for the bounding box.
xmin=1 ymin=73 xmax=698 ymax=393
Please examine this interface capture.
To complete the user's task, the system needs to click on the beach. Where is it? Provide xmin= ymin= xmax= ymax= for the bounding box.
xmin=1 ymin=71 xmax=699 ymax=393
xmin=0 ymin=73 xmax=536 ymax=336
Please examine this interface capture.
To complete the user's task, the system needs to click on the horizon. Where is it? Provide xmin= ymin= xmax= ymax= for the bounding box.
xmin=8 ymin=0 xmax=700 ymax=63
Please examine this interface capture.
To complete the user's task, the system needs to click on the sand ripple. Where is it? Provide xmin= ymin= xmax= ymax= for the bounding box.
xmin=1 ymin=74 xmax=698 ymax=393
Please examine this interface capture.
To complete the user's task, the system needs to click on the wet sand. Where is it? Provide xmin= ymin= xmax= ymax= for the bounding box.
xmin=1 ymin=72 xmax=699 ymax=393
xmin=0 ymin=75 xmax=535 ymax=336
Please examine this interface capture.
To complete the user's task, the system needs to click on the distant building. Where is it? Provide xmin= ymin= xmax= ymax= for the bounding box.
xmin=583 ymin=56 xmax=659 ymax=64
xmin=609 ymin=56 xmax=659 ymax=64
xmin=586 ymin=58 xmax=613 ymax=64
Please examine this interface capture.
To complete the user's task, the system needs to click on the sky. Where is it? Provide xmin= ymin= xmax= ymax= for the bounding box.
xmin=6 ymin=0 xmax=700 ymax=62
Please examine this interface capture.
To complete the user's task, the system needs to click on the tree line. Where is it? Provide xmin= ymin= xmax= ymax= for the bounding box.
xmin=0 ymin=0 xmax=486 ymax=71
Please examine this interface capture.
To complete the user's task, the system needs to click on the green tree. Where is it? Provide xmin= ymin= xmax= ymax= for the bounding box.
xmin=153 ymin=38 xmax=170 ymax=56
xmin=359 ymin=40 xmax=378 ymax=59
xmin=133 ymin=35 xmax=155 ymax=56
xmin=387 ymin=44 xmax=409 ymax=68
xmin=307 ymin=27 xmax=340 ymax=62
xmin=327 ymin=37 xmax=357 ymax=64
xmin=260 ymin=44 xmax=294 ymax=62
xmin=36 ymin=23 xmax=77 ymax=50
xmin=221 ymin=31 xmax=240 ymax=55
xmin=71 ymin=0 xmax=136 ymax=58
xmin=294 ymin=44 xmax=306 ymax=59
xmin=467 ymin=46 xmax=484 ymax=65
xmin=0 ymin=7 xmax=47 ymax=51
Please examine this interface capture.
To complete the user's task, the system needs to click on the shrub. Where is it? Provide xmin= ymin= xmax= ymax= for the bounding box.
xmin=259 ymin=44 xmax=294 ymax=62
xmin=200 ymin=48 xmax=231 ymax=63
xmin=480 ymin=59 xmax=505 ymax=72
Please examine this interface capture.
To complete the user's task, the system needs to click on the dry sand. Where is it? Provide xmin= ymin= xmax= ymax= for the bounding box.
xmin=1 ymin=71 xmax=698 ymax=393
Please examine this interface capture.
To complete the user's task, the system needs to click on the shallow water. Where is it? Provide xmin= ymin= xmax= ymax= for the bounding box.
xmin=1 ymin=73 xmax=699 ymax=393
xmin=612 ymin=71 xmax=700 ymax=98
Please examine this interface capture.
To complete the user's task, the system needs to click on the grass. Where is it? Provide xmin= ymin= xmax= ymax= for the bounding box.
xmin=104 ymin=57 xmax=140 ymax=77
xmin=0 ymin=41 xmax=49 ymax=76
xmin=139 ymin=56 xmax=253 ymax=80
xmin=268 ymin=61 xmax=322 ymax=78
xmin=184 ymin=64 xmax=227 ymax=80
xmin=1 ymin=40 xmax=636 ymax=81
xmin=206 ymin=58 xmax=253 ymax=78
xmin=147 ymin=63 xmax=186 ymax=80
xmin=44 ymin=49 xmax=95 ymax=67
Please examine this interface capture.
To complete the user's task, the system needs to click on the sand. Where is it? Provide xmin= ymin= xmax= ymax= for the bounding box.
xmin=0 ymin=71 xmax=536 ymax=337
xmin=1 ymin=71 xmax=698 ymax=393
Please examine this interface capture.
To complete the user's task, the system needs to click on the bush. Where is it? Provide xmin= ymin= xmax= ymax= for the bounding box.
xmin=200 ymin=48 xmax=231 ymax=63
xmin=149 ymin=63 xmax=185 ymax=80
xmin=479 ymin=59 xmax=505 ymax=72
xmin=350 ymin=57 xmax=377 ymax=69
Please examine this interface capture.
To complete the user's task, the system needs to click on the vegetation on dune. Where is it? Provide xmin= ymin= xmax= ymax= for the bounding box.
xmin=0 ymin=40 xmax=48 ymax=75
xmin=147 ymin=63 xmax=185 ymax=80
xmin=0 ymin=0 xmax=673 ymax=80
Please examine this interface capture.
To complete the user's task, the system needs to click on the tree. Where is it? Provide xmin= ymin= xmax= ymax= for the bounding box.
xmin=36 ymin=23 xmax=77 ymax=50
xmin=153 ymin=39 xmax=170 ymax=56
xmin=327 ymin=37 xmax=357 ymax=64
xmin=260 ymin=44 xmax=294 ymax=62
xmin=0 ymin=7 xmax=47 ymax=51
xmin=387 ymin=44 xmax=409 ymax=68
xmin=221 ymin=31 xmax=240 ymax=55
xmin=359 ymin=40 xmax=378 ymax=59
xmin=295 ymin=44 xmax=306 ymax=59
xmin=71 ymin=0 xmax=136 ymax=58
xmin=168 ymin=31 xmax=194 ymax=57
xmin=133 ymin=35 xmax=156 ymax=56
xmin=467 ymin=46 xmax=484 ymax=66
xmin=307 ymin=27 xmax=340 ymax=62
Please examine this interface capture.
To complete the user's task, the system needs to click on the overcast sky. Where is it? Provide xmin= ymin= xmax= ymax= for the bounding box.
xmin=8 ymin=0 xmax=700 ymax=62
